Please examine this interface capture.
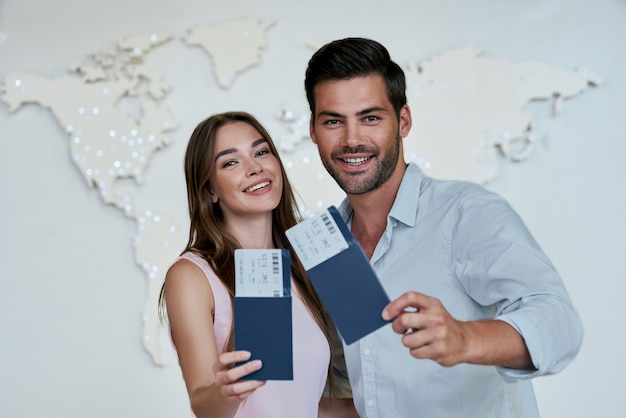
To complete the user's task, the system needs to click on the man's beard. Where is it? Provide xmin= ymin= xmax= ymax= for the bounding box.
xmin=322 ymin=135 xmax=401 ymax=195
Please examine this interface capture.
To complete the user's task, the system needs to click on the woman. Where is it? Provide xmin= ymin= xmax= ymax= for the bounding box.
xmin=158 ymin=111 xmax=355 ymax=418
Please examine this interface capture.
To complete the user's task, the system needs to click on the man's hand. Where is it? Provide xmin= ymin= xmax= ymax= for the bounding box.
xmin=382 ymin=291 xmax=469 ymax=367
xmin=382 ymin=291 xmax=534 ymax=369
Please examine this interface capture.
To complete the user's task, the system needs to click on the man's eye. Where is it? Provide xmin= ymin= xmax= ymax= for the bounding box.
xmin=364 ymin=116 xmax=379 ymax=122
xmin=324 ymin=119 xmax=340 ymax=125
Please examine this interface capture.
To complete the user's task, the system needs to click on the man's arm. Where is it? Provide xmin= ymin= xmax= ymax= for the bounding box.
xmin=382 ymin=291 xmax=534 ymax=369
xmin=384 ymin=190 xmax=583 ymax=374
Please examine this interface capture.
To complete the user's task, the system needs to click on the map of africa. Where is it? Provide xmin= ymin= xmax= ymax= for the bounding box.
xmin=0 ymin=17 xmax=601 ymax=366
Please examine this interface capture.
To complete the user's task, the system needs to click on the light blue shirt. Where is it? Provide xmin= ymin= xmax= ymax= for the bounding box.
xmin=339 ymin=163 xmax=583 ymax=418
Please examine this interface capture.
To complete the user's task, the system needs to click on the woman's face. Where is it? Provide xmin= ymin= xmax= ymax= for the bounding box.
xmin=208 ymin=121 xmax=283 ymax=221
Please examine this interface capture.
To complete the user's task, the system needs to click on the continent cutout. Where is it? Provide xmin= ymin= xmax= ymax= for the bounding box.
xmin=184 ymin=17 xmax=276 ymax=88
xmin=402 ymin=46 xmax=602 ymax=184
xmin=2 ymin=31 xmax=182 ymax=365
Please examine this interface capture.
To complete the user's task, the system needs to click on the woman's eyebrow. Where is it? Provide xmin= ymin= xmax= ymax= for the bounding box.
xmin=251 ymin=138 xmax=267 ymax=148
xmin=214 ymin=138 xmax=268 ymax=162
xmin=214 ymin=146 xmax=237 ymax=161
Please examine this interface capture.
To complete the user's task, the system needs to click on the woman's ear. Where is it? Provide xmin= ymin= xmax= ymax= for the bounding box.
xmin=206 ymin=187 xmax=218 ymax=203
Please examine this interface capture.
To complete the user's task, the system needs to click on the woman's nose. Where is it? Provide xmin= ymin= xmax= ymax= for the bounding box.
xmin=246 ymin=160 xmax=263 ymax=176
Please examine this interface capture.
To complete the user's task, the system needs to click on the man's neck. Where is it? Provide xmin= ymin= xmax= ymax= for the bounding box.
xmin=348 ymin=163 xmax=407 ymax=259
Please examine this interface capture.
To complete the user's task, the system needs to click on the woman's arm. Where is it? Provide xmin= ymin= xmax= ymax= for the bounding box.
xmin=164 ymin=259 xmax=265 ymax=418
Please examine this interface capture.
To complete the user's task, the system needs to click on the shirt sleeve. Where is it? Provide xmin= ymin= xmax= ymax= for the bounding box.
xmin=450 ymin=189 xmax=583 ymax=382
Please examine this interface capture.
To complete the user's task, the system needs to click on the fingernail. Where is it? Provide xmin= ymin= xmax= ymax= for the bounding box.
xmin=382 ymin=309 xmax=389 ymax=320
xmin=252 ymin=360 xmax=262 ymax=368
xmin=241 ymin=351 xmax=251 ymax=359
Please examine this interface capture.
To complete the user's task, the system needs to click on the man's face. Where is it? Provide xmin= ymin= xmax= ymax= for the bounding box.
xmin=309 ymin=74 xmax=411 ymax=195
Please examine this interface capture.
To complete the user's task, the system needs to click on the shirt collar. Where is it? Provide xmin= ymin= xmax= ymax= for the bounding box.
xmin=389 ymin=162 xmax=423 ymax=227
xmin=337 ymin=162 xmax=424 ymax=228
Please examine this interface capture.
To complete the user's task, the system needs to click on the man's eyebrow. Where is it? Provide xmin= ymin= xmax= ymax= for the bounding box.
xmin=317 ymin=110 xmax=344 ymax=118
xmin=317 ymin=107 xmax=387 ymax=119
xmin=356 ymin=106 xmax=387 ymax=116
xmin=214 ymin=138 xmax=268 ymax=162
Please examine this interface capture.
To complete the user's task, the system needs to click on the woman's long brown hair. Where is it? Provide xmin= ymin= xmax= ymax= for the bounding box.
xmin=158 ymin=111 xmax=336 ymax=391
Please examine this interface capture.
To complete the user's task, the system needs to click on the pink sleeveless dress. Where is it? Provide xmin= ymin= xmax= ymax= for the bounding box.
xmin=179 ymin=251 xmax=330 ymax=418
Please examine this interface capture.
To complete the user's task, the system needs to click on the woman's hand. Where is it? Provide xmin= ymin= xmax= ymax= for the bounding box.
xmin=215 ymin=350 xmax=267 ymax=401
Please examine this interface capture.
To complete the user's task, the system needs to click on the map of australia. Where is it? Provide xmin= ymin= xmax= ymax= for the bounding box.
xmin=0 ymin=18 xmax=600 ymax=366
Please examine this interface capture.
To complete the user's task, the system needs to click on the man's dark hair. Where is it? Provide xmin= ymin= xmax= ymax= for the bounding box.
xmin=304 ymin=37 xmax=407 ymax=119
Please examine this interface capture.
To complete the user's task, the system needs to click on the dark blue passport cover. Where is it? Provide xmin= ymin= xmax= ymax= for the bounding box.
xmin=233 ymin=296 xmax=293 ymax=380
xmin=233 ymin=249 xmax=293 ymax=380
xmin=299 ymin=206 xmax=392 ymax=345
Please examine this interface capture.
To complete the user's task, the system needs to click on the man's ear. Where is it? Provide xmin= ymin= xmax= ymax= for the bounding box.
xmin=309 ymin=116 xmax=318 ymax=144
xmin=399 ymin=105 xmax=412 ymax=138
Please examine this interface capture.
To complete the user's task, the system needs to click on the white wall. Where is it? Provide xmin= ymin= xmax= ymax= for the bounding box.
xmin=1 ymin=0 xmax=625 ymax=417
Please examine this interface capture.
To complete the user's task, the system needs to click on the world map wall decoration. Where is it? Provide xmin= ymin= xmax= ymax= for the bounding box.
xmin=1 ymin=17 xmax=600 ymax=366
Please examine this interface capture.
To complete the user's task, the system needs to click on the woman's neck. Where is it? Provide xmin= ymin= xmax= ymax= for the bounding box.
xmin=227 ymin=212 xmax=274 ymax=249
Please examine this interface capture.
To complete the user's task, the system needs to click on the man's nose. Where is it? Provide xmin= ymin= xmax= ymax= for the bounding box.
xmin=341 ymin=120 xmax=362 ymax=148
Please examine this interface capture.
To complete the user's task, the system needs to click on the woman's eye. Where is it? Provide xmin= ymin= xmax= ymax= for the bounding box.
xmin=256 ymin=149 xmax=270 ymax=157
xmin=222 ymin=160 xmax=236 ymax=168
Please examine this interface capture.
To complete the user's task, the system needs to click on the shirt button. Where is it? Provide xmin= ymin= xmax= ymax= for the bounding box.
xmin=367 ymin=400 xmax=374 ymax=407
xmin=363 ymin=348 xmax=371 ymax=356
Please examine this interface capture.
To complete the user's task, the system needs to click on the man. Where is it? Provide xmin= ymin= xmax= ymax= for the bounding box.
xmin=305 ymin=37 xmax=583 ymax=417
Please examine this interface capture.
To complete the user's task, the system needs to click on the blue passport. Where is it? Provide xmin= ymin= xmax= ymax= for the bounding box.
xmin=233 ymin=249 xmax=293 ymax=380
xmin=286 ymin=206 xmax=391 ymax=345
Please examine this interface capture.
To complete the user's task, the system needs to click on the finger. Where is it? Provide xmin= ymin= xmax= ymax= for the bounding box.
xmin=400 ymin=328 xmax=429 ymax=350
xmin=390 ymin=311 xmax=422 ymax=335
xmin=219 ymin=350 xmax=252 ymax=368
xmin=382 ymin=291 xmax=427 ymax=320
xmin=223 ymin=379 xmax=267 ymax=399
xmin=218 ymin=359 xmax=264 ymax=384
xmin=404 ymin=334 xmax=453 ymax=365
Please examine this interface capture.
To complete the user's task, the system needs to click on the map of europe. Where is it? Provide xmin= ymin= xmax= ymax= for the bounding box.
xmin=0 ymin=17 xmax=601 ymax=366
